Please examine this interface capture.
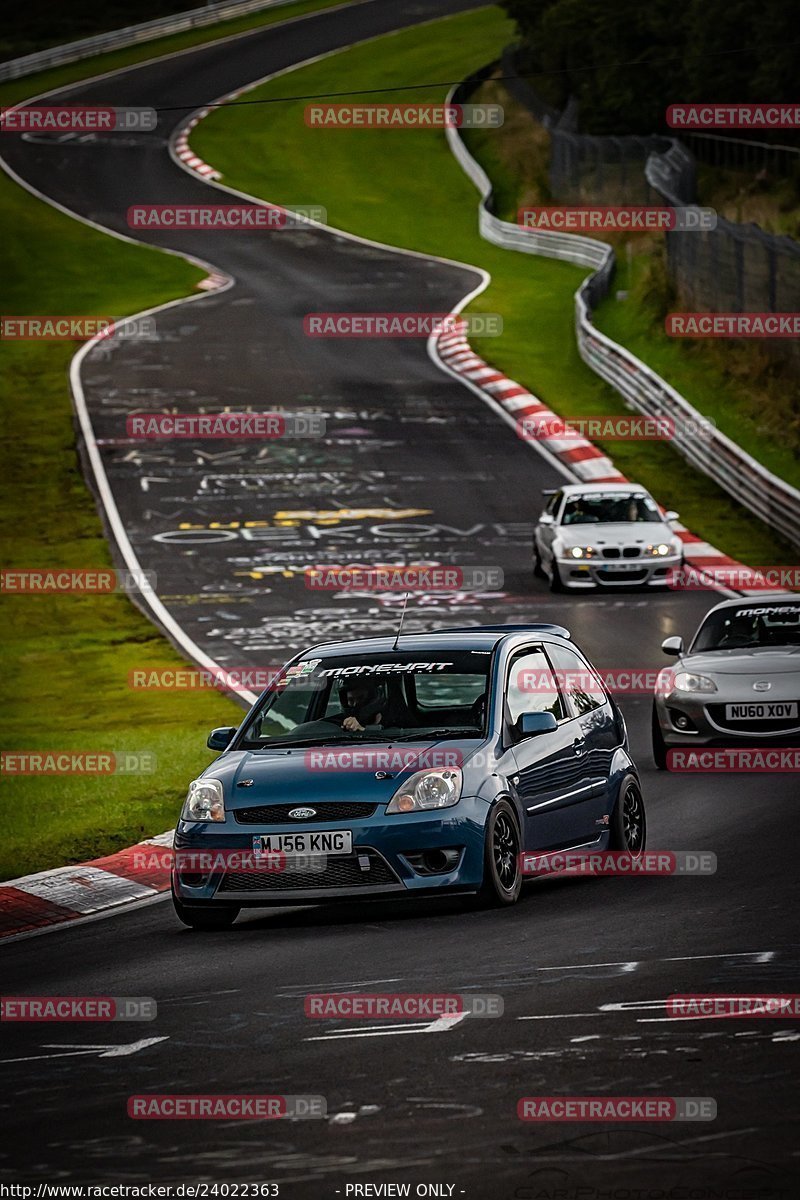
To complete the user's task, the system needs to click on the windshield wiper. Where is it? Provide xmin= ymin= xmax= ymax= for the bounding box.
xmin=248 ymin=733 xmax=391 ymax=750
xmin=392 ymin=729 xmax=479 ymax=742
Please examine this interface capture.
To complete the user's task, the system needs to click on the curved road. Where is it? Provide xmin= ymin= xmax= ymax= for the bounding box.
xmin=1 ymin=0 xmax=798 ymax=1193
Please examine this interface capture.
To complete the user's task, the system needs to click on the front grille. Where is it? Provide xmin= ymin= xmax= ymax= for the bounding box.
xmin=706 ymin=703 xmax=800 ymax=734
xmin=601 ymin=548 xmax=620 ymax=559
xmin=596 ymin=568 xmax=648 ymax=582
xmin=217 ymin=849 xmax=398 ymax=892
xmin=234 ymin=802 xmax=377 ymax=824
xmin=622 ymin=547 xmax=641 ymax=558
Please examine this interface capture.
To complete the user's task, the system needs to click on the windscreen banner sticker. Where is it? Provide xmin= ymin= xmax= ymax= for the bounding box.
xmin=319 ymin=662 xmax=453 ymax=678
xmin=736 ymin=606 xmax=800 ymax=618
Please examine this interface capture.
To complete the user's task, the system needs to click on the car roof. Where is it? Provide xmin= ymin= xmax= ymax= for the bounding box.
xmin=700 ymin=593 xmax=797 ymax=616
xmin=302 ymin=624 xmax=571 ymax=657
xmin=558 ymin=482 xmax=648 ymax=496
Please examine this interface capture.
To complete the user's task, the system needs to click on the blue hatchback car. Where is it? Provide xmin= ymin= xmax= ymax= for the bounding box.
xmin=171 ymin=625 xmax=646 ymax=928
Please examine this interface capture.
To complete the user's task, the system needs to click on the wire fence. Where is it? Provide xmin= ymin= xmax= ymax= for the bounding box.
xmin=448 ymin=68 xmax=800 ymax=550
xmin=503 ymin=47 xmax=800 ymax=370
xmin=646 ymin=143 xmax=800 ymax=370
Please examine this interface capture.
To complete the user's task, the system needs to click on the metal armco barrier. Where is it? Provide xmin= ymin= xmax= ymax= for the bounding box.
xmin=0 ymin=0 xmax=307 ymax=81
xmin=446 ymin=74 xmax=800 ymax=551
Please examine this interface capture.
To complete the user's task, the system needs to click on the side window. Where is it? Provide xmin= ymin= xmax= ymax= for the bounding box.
xmin=506 ymin=649 xmax=566 ymax=725
xmin=547 ymin=490 xmax=562 ymax=516
xmin=547 ymin=643 xmax=607 ymax=716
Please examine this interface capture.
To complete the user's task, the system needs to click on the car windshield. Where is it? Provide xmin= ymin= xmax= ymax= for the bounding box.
xmin=239 ymin=651 xmax=491 ymax=748
xmin=560 ymin=492 xmax=659 ymax=525
xmin=691 ymin=602 xmax=800 ymax=652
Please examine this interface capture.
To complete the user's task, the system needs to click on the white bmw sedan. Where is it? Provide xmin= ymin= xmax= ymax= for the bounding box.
xmin=533 ymin=483 xmax=683 ymax=592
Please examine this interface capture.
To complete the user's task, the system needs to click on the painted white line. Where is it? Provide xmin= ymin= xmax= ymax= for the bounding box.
xmin=0 ymin=1036 xmax=168 ymax=1064
xmin=306 ymin=1012 xmax=467 ymax=1040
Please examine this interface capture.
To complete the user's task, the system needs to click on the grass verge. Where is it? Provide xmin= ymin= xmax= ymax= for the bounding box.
xmin=0 ymin=154 xmax=239 ymax=882
xmin=0 ymin=0 xmax=355 ymax=880
xmin=192 ymin=5 xmax=795 ymax=563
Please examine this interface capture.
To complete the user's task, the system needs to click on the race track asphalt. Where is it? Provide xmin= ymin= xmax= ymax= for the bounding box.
xmin=1 ymin=1 xmax=798 ymax=1192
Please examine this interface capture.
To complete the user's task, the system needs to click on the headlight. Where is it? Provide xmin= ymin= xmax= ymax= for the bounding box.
xmin=568 ymin=546 xmax=595 ymax=559
xmin=645 ymin=543 xmax=672 ymax=557
xmin=386 ymin=768 xmax=463 ymax=813
xmin=672 ymin=672 xmax=717 ymax=694
xmin=181 ymin=777 xmax=225 ymax=822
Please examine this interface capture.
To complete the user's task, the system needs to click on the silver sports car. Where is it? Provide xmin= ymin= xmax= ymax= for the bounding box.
xmin=533 ymin=483 xmax=683 ymax=592
xmin=652 ymin=595 xmax=800 ymax=768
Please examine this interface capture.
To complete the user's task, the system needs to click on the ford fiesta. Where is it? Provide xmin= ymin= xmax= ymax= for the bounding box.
xmin=171 ymin=625 xmax=646 ymax=929
xmin=652 ymin=596 xmax=800 ymax=768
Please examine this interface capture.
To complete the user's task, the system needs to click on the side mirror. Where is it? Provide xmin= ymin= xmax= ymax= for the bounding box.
xmin=518 ymin=711 xmax=558 ymax=738
xmin=661 ymin=636 xmax=684 ymax=657
xmin=207 ymin=726 xmax=236 ymax=751
xmin=539 ymin=512 xmax=554 ymax=525
xmin=664 ymin=510 xmax=679 ymax=522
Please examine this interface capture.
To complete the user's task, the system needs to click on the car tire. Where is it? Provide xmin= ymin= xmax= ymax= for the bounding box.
xmin=651 ymin=704 xmax=669 ymax=771
xmin=171 ymin=885 xmax=239 ymax=930
xmin=549 ymin=561 xmax=565 ymax=593
xmin=609 ymin=776 xmax=646 ymax=855
xmin=478 ymin=799 xmax=522 ymax=906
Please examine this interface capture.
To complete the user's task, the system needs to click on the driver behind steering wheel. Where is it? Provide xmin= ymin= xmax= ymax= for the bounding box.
xmin=337 ymin=679 xmax=385 ymax=733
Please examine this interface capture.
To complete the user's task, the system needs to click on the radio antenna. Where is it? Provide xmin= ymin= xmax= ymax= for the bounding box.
xmin=392 ymin=592 xmax=410 ymax=651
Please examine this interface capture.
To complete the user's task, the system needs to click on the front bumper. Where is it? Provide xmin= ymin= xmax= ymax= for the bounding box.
xmin=556 ymin=553 xmax=681 ymax=589
xmin=654 ymin=689 xmax=800 ymax=746
xmin=172 ymin=796 xmax=490 ymax=907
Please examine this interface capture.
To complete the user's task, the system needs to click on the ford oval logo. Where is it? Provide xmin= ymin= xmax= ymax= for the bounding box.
xmin=753 ymin=680 xmax=772 ymax=692
xmin=288 ymin=807 xmax=316 ymax=820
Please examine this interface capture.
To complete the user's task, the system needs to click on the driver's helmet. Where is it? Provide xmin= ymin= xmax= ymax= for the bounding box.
xmin=720 ymin=613 xmax=755 ymax=645
xmin=338 ymin=677 xmax=385 ymax=723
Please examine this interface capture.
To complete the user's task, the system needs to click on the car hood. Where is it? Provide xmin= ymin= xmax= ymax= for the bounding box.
xmin=203 ymin=738 xmax=486 ymax=807
xmin=681 ymin=647 xmax=800 ymax=675
xmin=555 ymin=521 xmax=672 ymax=548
